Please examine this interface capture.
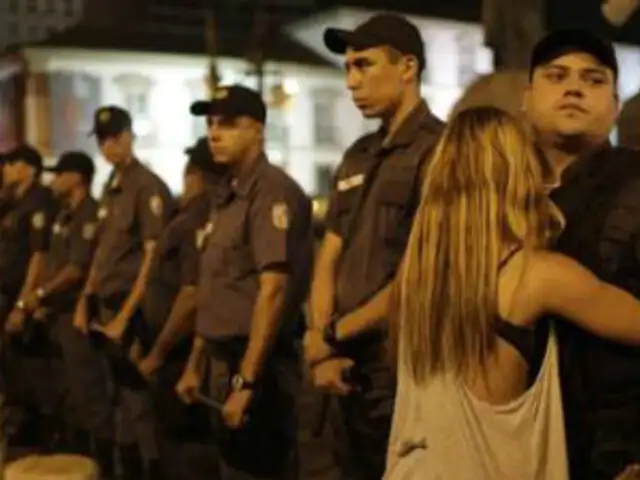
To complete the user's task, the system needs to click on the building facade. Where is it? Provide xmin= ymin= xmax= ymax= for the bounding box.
xmin=0 ymin=0 xmax=84 ymax=50
xmin=3 ymin=7 xmax=640 ymax=196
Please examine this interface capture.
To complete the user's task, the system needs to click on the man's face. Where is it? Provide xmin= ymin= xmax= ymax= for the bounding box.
xmin=523 ymin=52 xmax=619 ymax=143
xmin=3 ymin=161 xmax=31 ymax=185
xmin=98 ymin=130 xmax=132 ymax=166
xmin=207 ymin=116 xmax=262 ymax=166
xmin=344 ymin=46 xmax=413 ymax=118
xmin=50 ymin=171 xmax=80 ymax=198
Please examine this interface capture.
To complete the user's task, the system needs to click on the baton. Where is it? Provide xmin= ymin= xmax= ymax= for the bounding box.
xmin=194 ymin=392 xmax=224 ymax=411
xmin=194 ymin=392 xmax=250 ymax=424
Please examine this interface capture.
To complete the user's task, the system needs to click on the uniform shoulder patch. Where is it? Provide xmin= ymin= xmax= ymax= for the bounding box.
xmin=82 ymin=222 xmax=97 ymax=240
xmin=149 ymin=195 xmax=163 ymax=217
xmin=271 ymin=202 xmax=289 ymax=231
xmin=31 ymin=211 xmax=45 ymax=230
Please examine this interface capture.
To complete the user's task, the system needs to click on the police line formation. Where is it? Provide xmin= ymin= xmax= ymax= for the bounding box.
xmin=2 ymin=11 xmax=640 ymax=480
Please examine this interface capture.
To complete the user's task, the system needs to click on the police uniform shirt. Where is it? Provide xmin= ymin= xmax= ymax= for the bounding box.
xmin=195 ymin=156 xmax=312 ymax=339
xmin=41 ymin=196 xmax=98 ymax=306
xmin=325 ymin=101 xmax=443 ymax=315
xmin=149 ymin=192 xmax=211 ymax=290
xmin=93 ymin=159 xmax=176 ymax=298
xmin=0 ymin=184 xmax=56 ymax=296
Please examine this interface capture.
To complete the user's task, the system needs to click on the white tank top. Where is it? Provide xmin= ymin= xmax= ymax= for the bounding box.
xmin=384 ymin=326 xmax=569 ymax=480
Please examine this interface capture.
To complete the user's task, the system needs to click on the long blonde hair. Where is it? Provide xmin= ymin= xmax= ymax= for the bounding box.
xmin=391 ymin=107 xmax=562 ymax=384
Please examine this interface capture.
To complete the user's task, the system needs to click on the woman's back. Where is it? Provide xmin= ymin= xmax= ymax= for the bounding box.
xmin=385 ymin=250 xmax=569 ymax=480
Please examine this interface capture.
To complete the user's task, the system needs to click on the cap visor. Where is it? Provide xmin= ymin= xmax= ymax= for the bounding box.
xmin=190 ymin=100 xmax=213 ymax=116
xmin=324 ymin=28 xmax=356 ymax=54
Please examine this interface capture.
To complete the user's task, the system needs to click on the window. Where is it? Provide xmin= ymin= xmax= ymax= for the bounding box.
xmin=312 ymin=88 xmax=340 ymax=146
xmin=265 ymin=108 xmax=288 ymax=146
xmin=113 ymin=74 xmax=155 ymax=145
xmin=186 ymin=77 xmax=207 ymax=140
xmin=457 ymin=31 xmax=478 ymax=87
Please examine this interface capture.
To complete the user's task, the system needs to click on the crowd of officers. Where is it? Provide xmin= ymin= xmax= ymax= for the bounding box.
xmin=2 ymin=9 xmax=640 ymax=480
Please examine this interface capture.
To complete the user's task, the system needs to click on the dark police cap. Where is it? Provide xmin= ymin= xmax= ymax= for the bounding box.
xmin=45 ymin=151 xmax=95 ymax=181
xmin=184 ymin=137 xmax=227 ymax=176
xmin=3 ymin=144 xmax=43 ymax=171
xmin=91 ymin=105 xmax=133 ymax=138
xmin=529 ymin=28 xmax=618 ymax=79
xmin=323 ymin=13 xmax=425 ymax=72
xmin=190 ymin=85 xmax=266 ymax=124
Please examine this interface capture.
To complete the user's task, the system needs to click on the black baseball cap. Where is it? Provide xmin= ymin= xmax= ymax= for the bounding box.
xmin=190 ymin=85 xmax=266 ymax=124
xmin=323 ymin=13 xmax=425 ymax=72
xmin=90 ymin=105 xmax=133 ymax=138
xmin=184 ymin=137 xmax=227 ymax=176
xmin=3 ymin=144 xmax=43 ymax=172
xmin=529 ymin=28 xmax=618 ymax=79
xmin=45 ymin=151 xmax=95 ymax=183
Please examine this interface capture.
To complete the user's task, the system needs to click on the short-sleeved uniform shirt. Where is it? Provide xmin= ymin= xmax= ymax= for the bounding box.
xmin=92 ymin=159 xmax=177 ymax=298
xmin=325 ymin=101 xmax=443 ymax=316
xmin=195 ymin=156 xmax=312 ymax=339
xmin=41 ymin=195 xmax=99 ymax=308
xmin=0 ymin=183 xmax=57 ymax=296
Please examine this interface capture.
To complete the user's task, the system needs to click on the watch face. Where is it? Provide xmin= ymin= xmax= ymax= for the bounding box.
xmin=231 ymin=374 xmax=244 ymax=391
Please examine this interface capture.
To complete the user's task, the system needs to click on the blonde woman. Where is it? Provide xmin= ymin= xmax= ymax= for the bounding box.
xmin=385 ymin=107 xmax=640 ymax=480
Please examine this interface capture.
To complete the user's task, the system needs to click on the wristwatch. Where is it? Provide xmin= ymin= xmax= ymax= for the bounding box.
xmin=35 ymin=287 xmax=47 ymax=300
xmin=231 ymin=374 xmax=256 ymax=393
xmin=14 ymin=299 xmax=25 ymax=311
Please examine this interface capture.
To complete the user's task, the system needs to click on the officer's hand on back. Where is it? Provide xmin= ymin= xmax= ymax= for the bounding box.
xmin=4 ymin=309 xmax=25 ymax=335
xmin=175 ymin=363 xmax=202 ymax=404
xmin=303 ymin=328 xmax=334 ymax=365
xmin=138 ymin=351 xmax=163 ymax=382
xmin=312 ymin=357 xmax=355 ymax=396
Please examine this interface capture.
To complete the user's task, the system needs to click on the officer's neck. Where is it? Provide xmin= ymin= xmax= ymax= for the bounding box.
xmin=66 ymin=187 xmax=87 ymax=211
xmin=114 ymin=155 xmax=134 ymax=170
xmin=231 ymin=147 xmax=262 ymax=180
xmin=381 ymin=88 xmax=421 ymax=143
xmin=538 ymin=134 xmax=597 ymax=185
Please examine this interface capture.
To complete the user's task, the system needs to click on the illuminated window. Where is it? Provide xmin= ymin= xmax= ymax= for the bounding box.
xmin=113 ymin=74 xmax=156 ymax=146
xmin=312 ymin=88 xmax=340 ymax=146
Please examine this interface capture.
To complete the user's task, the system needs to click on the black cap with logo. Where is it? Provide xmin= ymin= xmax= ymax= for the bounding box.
xmin=184 ymin=137 xmax=227 ymax=176
xmin=3 ymin=144 xmax=43 ymax=173
xmin=90 ymin=106 xmax=133 ymax=139
xmin=529 ymin=28 xmax=619 ymax=79
xmin=323 ymin=13 xmax=426 ymax=72
xmin=190 ymin=85 xmax=267 ymax=124
xmin=45 ymin=151 xmax=95 ymax=183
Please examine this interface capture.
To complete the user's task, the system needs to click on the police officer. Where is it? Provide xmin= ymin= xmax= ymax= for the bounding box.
xmin=302 ymin=13 xmax=443 ymax=480
xmin=138 ymin=137 xmax=226 ymax=479
xmin=522 ymin=29 xmax=640 ymax=480
xmin=0 ymin=144 xmax=57 ymax=448
xmin=176 ymin=85 xmax=312 ymax=479
xmin=17 ymin=151 xmax=115 ymax=473
xmin=73 ymin=106 xmax=176 ymax=479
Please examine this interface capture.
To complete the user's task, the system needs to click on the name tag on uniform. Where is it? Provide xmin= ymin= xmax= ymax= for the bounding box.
xmin=337 ymin=173 xmax=364 ymax=192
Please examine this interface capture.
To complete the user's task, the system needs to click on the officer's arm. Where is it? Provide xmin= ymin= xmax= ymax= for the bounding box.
xmin=17 ymin=208 xmax=52 ymax=305
xmin=116 ymin=187 xmax=166 ymax=322
xmin=334 ymin=285 xmax=393 ymax=342
xmin=238 ymin=194 xmax=297 ymax=382
xmin=147 ymin=229 xmax=201 ymax=361
xmin=309 ymin=181 xmax=344 ymax=330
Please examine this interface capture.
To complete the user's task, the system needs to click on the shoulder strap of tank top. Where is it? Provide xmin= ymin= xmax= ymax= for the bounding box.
xmin=498 ymin=247 xmax=523 ymax=272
